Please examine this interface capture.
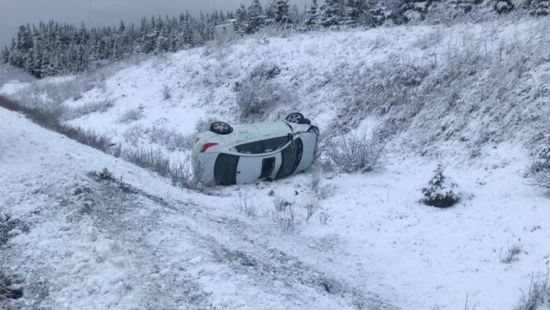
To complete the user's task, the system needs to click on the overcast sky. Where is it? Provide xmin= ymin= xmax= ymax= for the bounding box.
xmin=0 ymin=0 xmax=308 ymax=47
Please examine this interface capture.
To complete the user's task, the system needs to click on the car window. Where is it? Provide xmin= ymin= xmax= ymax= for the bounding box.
xmin=214 ymin=154 xmax=239 ymax=185
xmin=236 ymin=136 xmax=290 ymax=154
xmin=235 ymin=141 xmax=264 ymax=154
xmin=263 ymin=136 xmax=290 ymax=152
xmin=276 ymin=138 xmax=303 ymax=179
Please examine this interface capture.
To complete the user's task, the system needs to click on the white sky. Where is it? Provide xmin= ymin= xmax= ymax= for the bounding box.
xmin=0 ymin=0 xmax=309 ymax=47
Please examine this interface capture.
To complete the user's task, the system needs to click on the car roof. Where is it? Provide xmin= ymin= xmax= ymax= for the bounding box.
xmin=200 ymin=121 xmax=306 ymax=146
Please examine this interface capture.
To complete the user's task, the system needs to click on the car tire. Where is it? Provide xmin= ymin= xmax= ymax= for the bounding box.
xmin=285 ymin=112 xmax=305 ymax=124
xmin=210 ymin=121 xmax=233 ymax=135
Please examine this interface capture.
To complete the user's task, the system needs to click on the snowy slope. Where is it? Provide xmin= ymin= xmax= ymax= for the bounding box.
xmin=3 ymin=18 xmax=548 ymax=162
xmin=1 ymin=16 xmax=550 ymax=310
xmin=0 ymin=108 xmax=396 ymax=309
xmin=2 ymin=99 xmax=549 ymax=310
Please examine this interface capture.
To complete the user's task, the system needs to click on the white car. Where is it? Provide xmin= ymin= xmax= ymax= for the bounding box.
xmin=192 ymin=113 xmax=319 ymax=185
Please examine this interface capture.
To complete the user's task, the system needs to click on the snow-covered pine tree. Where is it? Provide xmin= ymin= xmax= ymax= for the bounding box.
xmin=344 ymin=0 xmax=370 ymax=25
xmin=0 ymin=8 xmax=226 ymax=77
xmin=247 ymin=0 xmax=265 ymax=34
xmin=236 ymin=4 xmax=249 ymax=35
xmin=305 ymin=0 xmax=321 ymax=26
xmin=1 ymin=46 xmax=9 ymax=63
xmin=321 ymin=0 xmax=345 ymax=26
xmin=268 ymin=0 xmax=291 ymax=25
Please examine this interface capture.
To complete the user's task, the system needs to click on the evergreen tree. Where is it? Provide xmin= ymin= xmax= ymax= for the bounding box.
xmin=305 ymin=0 xmax=321 ymax=26
xmin=321 ymin=0 xmax=345 ymax=26
xmin=236 ymin=4 xmax=249 ymax=34
xmin=1 ymin=46 xmax=9 ymax=63
xmin=247 ymin=0 xmax=265 ymax=34
xmin=345 ymin=0 xmax=369 ymax=25
xmin=268 ymin=0 xmax=291 ymax=25
xmin=0 ymin=7 xmax=229 ymax=77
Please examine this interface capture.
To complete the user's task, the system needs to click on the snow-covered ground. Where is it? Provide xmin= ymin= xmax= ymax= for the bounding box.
xmin=2 ymin=96 xmax=549 ymax=310
xmin=0 ymin=108 xmax=397 ymax=310
xmin=1 ymin=16 xmax=550 ymax=310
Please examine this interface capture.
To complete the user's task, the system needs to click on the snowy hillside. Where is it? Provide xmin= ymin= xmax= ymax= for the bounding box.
xmin=1 ymin=16 xmax=550 ymax=310
xmin=2 ymin=18 xmax=549 ymax=162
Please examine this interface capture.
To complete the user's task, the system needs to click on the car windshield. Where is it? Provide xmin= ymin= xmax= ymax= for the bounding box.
xmin=236 ymin=136 xmax=290 ymax=154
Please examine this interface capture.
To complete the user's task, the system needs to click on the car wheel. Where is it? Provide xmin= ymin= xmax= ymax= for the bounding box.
xmin=285 ymin=112 xmax=305 ymax=124
xmin=210 ymin=121 xmax=233 ymax=135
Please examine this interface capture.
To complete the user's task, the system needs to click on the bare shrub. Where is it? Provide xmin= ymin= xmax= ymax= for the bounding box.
xmin=0 ymin=96 xmax=113 ymax=153
xmin=122 ymin=147 xmax=172 ymax=178
xmin=421 ymin=165 xmax=461 ymax=208
xmin=305 ymin=200 xmax=320 ymax=223
xmin=162 ymin=85 xmax=172 ymax=101
xmin=0 ymin=96 xmax=203 ymax=191
xmin=67 ymin=100 xmax=114 ymax=119
xmin=463 ymin=293 xmax=478 ymax=310
xmin=249 ymin=62 xmax=281 ymax=80
xmin=123 ymin=126 xmax=193 ymax=152
xmin=0 ymin=272 xmax=23 ymax=301
xmin=0 ymin=214 xmax=13 ymax=247
xmin=309 ymin=169 xmax=334 ymax=200
xmin=500 ymin=244 xmax=523 ymax=264
xmin=334 ymin=58 xmax=430 ymax=132
xmin=148 ymin=127 xmax=193 ymax=151
xmin=272 ymin=198 xmax=297 ymax=232
xmin=318 ymin=211 xmax=330 ymax=225
xmin=60 ymin=126 xmax=114 ymax=152
xmin=7 ymin=72 xmax=106 ymax=109
xmin=170 ymin=159 xmax=203 ymax=190
xmin=117 ymin=107 xmax=144 ymax=124
xmin=234 ymin=62 xmax=288 ymax=119
xmin=235 ymin=193 xmax=257 ymax=218
xmin=515 ymin=273 xmax=549 ymax=310
xmin=120 ymin=147 xmax=201 ymax=190
xmin=325 ymin=133 xmax=385 ymax=173
xmin=531 ymin=146 xmax=550 ymax=191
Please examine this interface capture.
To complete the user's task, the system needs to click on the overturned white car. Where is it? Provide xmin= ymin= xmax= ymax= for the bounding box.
xmin=192 ymin=113 xmax=319 ymax=185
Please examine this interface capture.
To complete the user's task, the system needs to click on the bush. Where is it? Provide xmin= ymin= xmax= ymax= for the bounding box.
xmin=0 ymin=95 xmax=113 ymax=153
xmin=272 ymin=198 xmax=297 ymax=232
xmin=531 ymin=146 xmax=550 ymax=190
xmin=0 ymin=214 xmax=13 ymax=247
xmin=120 ymin=147 xmax=201 ymax=190
xmin=0 ymin=96 xmax=203 ymax=191
xmin=500 ymin=244 xmax=523 ymax=264
xmin=325 ymin=133 xmax=385 ymax=173
xmin=67 ymin=100 xmax=114 ymax=119
xmin=234 ymin=193 xmax=257 ymax=218
xmin=162 ymin=85 xmax=171 ymax=101
xmin=421 ymin=165 xmax=461 ymax=208
xmin=123 ymin=126 xmax=193 ymax=152
xmin=309 ymin=169 xmax=334 ymax=200
xmin=0 ymin=272 xmax=23 ymax=301
xmin=515 ymin=273 xmax=549 ymax=310
xmin=234 ymin=62 xmax=288 ymax=119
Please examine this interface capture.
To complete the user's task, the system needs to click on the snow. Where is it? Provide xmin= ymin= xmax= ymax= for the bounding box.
xmin=1 ymin=16 xmax=550 ymax=310
xmin=0 ymin=108 xmax=395 ymax=309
